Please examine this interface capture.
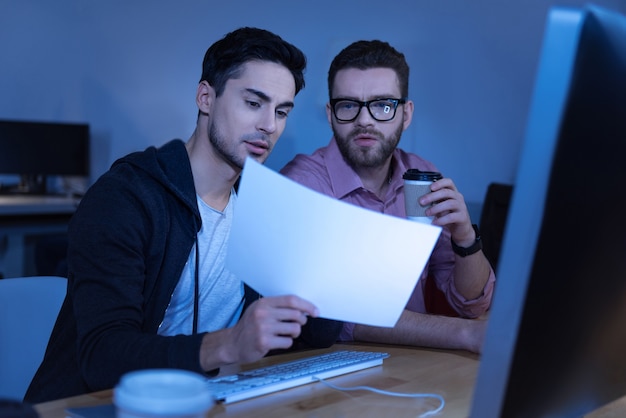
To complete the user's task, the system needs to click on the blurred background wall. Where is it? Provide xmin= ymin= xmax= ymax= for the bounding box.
xmin=1 ymin=0 xmax=624 ymax=215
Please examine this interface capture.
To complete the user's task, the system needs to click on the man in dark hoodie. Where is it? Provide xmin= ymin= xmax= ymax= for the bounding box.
xmin=25 ymin=27 xmax=341 ymax=403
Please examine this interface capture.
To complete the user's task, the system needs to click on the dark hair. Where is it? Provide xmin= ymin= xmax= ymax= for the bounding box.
xmin=200 ymin=27 xmax=306 ymax=97
xmin=327 ymin=40 xmax=409 ymax=99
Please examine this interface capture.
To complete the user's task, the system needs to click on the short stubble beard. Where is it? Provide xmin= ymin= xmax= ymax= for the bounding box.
xmin=207 ymin=119 xmax=272 ymax=170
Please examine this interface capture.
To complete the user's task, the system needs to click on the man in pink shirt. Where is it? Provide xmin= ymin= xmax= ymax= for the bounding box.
xmin=280 ymin=40 xmax=495 ymax=353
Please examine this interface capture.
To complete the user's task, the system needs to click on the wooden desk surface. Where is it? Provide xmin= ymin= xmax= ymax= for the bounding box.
xmin=33 ymin=343 xmax=480 ymax=418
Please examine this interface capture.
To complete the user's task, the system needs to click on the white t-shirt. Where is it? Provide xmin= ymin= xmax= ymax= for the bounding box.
xmin=158 ymin=191 xmax=244 ymax=335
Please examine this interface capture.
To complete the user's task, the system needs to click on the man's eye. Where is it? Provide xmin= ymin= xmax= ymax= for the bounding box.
xmin=247 ymin=101 xmax=261 ymax=108
xmin=277 ymin=109 xmax=290 ymax=119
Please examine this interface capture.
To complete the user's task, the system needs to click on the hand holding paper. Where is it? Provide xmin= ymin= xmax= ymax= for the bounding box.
xmin=226 ymin=158 xmax=441 ymax=328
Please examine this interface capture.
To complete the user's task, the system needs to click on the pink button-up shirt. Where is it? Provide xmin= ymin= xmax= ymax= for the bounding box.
xmin=280 ymin=137 xmax=495 ymax=340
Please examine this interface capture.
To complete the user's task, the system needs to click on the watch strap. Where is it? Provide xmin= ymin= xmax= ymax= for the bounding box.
xmin=451 ymin=224 xmax=483 ymax=257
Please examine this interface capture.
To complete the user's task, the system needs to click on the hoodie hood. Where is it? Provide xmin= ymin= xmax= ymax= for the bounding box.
xmin=111 ymin=139 xmax=200 ymax=220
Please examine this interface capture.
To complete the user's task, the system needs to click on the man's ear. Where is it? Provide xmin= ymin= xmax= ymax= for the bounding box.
xmin=325 ymin=102 xmax=333 ymax=127
xmin=196 ymin=81 xmax=215 ymax=115
xmin=402 ymin=99 xmax=414 ymax=131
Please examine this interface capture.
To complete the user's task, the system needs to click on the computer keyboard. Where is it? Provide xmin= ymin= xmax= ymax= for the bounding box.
xmin=206 ymin=350 xmax=389 ymax=404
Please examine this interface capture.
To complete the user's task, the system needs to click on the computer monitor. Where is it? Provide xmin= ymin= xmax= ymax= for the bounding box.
xmin=0 ymin=119 xmax=90 ymax=194
xmin=471 ymin=4 xmax=626 ymax=418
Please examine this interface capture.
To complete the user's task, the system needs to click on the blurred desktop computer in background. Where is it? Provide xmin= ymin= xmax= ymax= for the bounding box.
xmin=0 ymin=119 xmax=90 ymax=196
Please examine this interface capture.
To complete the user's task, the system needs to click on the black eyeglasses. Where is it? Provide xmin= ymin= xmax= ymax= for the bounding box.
xmin=330 ymin=98 xmax=406 ymax=122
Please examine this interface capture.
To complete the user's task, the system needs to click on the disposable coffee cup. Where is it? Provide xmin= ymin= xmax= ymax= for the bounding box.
xmin=114 ymin=369 xmax=214 ymax=418
xmin=403 ymin=169 xmax=443 ymax=224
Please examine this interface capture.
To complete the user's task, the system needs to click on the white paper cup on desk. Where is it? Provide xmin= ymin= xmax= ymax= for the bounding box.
xmin=114 ymin=369 xmax=214 ymax=418
xmin=403 ymin=169 xmax=442 ymax=224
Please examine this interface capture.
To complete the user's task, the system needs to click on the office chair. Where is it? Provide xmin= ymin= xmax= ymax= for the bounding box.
xmin=423 ymin=274 xmax=460 ymax=317
xmin=424 ymin=183 xmax=513 ymax=317
xmin=0 ymin=276 xmax=67 ymax=401
xmin=478 ymin=183 xmax=513 ymax=273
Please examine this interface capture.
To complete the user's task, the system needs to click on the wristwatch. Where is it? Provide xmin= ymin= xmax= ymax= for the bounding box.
xmin=451 ymin=224 xmax=483 ymax=257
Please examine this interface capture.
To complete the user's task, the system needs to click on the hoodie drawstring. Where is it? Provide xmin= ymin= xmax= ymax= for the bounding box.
xmin=193 ymin=239 xmax=199 ymax=334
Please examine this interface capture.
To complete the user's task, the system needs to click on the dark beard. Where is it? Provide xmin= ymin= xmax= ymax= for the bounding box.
xmin=333 ymin=124 xmax=403 ymax=169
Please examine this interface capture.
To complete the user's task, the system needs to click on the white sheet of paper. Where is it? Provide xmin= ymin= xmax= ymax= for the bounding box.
xmin=226 ymin=158 xmax=442 ymax=327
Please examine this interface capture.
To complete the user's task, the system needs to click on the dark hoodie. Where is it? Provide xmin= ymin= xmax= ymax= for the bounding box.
xmin=24 ymin=139 xmax=341 ymax=403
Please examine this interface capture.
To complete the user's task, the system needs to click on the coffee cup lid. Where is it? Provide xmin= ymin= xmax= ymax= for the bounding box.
xmin=402 ymin=169 xmax=442 ymax=181
xmin=114 ymin=369 xmax=214 ymax=415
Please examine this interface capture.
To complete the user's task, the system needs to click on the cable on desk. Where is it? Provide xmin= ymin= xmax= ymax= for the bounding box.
xmin=313 ymin=376 xmax=445 ymax=417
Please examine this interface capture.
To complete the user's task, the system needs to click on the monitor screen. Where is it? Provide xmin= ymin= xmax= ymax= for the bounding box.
xmin=0 ymin=119 xmax=90 ymax=194
xmin=0 ymin=119 xmax=90 ymax=177
xmin=471 ymin=4 xmax=626 ymax=418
